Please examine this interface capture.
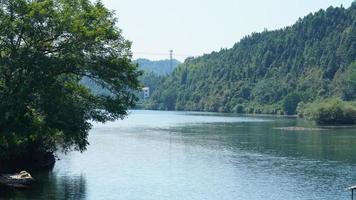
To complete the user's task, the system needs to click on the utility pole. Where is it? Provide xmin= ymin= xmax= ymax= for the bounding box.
xmin=169 ymin=50 xmax=173 ymax=71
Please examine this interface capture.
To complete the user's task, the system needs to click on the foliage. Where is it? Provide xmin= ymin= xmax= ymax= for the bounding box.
xmin=0 ymin=0 xmax=140 ymax=165
xmin=149 ymin=3 xmax=356 ymax=115
xmin=298 ymin=98 xmax=356 ymax=125
xmin=80 ymin=77 xmax=112 ymax=96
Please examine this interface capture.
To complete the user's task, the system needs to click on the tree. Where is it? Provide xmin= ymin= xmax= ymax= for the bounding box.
xmin=0 ymin=0 xmax=140 ymax=168
xmin=282 ymin=93 xmax=301 ymax=115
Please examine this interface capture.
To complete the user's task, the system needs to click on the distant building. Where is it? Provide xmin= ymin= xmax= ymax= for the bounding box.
xmin=142 ymin=87 xmax=150 ymax=100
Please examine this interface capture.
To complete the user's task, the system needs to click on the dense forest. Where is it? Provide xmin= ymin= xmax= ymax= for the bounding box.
xmin=148 ymin=3 xmax=356 ymax=116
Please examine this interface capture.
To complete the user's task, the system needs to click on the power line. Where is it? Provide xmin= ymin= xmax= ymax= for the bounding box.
xmin=132 ymin=51 xmax=199 ymax=57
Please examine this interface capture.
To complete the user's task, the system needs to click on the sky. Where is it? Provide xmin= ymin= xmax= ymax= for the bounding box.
xmin=101 ymin=0 xmax=354 ymax=61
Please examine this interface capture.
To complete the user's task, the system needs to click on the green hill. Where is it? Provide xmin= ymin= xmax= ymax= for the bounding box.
xmin=148 ymin=3 xmax=356 ymax=115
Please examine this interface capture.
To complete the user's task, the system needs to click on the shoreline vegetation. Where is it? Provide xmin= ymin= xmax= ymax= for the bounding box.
xmin=139 ymin=98 xmax=356 ymax=125
xmin=0 ymin=153 xmax=55 ymax=174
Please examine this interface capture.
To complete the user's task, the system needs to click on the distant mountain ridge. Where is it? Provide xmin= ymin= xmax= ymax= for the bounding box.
xmin=82 ymin=58 xmax=181 ymax=96
xmin=148 ymin=3 xmax=356 ymax=114
xmin=135 ymin=58 xmax=181 ymax=75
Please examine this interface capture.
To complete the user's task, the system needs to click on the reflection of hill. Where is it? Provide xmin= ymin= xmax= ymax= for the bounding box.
xmin=166 ymin=119 xmax=356 ymax=163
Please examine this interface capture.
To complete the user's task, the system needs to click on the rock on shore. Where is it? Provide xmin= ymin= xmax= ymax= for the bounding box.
xmin=0 ymin=171 xmax=35 ymax=189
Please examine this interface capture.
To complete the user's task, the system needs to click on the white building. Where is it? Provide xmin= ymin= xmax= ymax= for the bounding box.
xmin=142 ymin=87 xmax=150 ymax=100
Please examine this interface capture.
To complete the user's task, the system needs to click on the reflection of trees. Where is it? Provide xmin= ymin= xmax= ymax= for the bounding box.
xmin=55 ymin=174 xmax=87 ymax=200
xmin=39 ymin=171 xmax=87 ymax=200
xmin=0 ymin=170 xmax=87 ymax=200
xmin=169 ymin=119 xmax=356 ymax=163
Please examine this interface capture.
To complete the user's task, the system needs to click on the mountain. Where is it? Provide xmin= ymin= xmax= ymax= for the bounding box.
xmin=148 ymin=3 xmax=356 ymax=115
xmin=135 ymin=58 xmax=181 ymax=75
xmin=81 ymin=58 xmax=181 ymax=97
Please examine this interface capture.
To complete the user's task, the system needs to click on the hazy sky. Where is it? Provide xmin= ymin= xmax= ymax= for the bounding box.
xmin=101 ymin=0 xmax=354 ymax=61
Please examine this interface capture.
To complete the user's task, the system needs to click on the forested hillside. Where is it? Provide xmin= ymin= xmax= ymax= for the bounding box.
xmin=148 ymin=3 xmax=356 ymax=115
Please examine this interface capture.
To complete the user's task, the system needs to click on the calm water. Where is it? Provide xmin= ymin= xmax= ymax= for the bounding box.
xmin=1 ymin=110 xmax=356 ymax=200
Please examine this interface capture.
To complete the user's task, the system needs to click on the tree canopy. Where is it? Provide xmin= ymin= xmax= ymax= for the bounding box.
xmin=0 ymin=0 xmax=140 ymax=167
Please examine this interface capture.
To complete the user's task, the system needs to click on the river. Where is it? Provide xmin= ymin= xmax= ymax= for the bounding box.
xmin=1 ymin=110 xmax=356 ymax=200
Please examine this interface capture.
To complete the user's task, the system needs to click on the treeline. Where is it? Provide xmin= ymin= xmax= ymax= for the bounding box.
xmin=148 ymin=3 xmax=356 ymax=118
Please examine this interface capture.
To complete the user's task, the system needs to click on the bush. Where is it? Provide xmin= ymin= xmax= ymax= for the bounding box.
xmin=300 ymin=98 xmax=356 ymax=125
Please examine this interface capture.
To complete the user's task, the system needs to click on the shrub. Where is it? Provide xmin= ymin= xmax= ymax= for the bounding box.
xmin=300 ymin=98 xmax=356 ymax=125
